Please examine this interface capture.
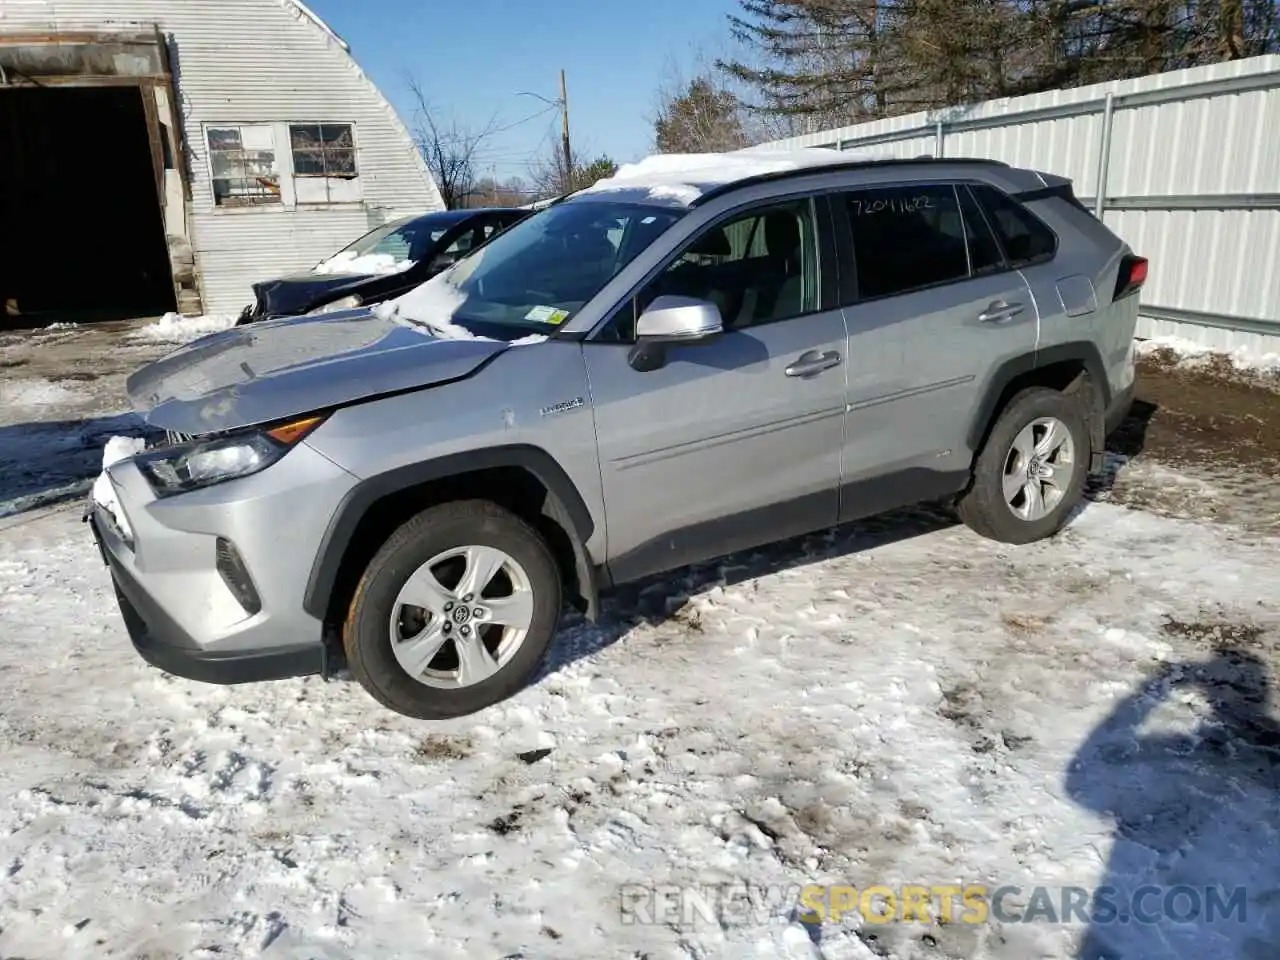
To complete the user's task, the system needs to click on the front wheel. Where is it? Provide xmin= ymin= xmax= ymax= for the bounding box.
xmin=343 ymin=500 xmax=562 ymax=719
xmin=957 ymin=387 xmax=1089 ymax=544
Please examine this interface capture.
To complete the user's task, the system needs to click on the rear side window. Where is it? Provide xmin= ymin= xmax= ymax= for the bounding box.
xmin=958 ymin=186 xmax=1004 ymax=276
xmin=841 ymin=184 xmax=969 ymax=300
xmin=970 ymin=184 xmax=1057 ymax=267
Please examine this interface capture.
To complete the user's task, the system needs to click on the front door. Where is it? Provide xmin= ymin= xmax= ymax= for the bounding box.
xmin=582 ymin=196 xmax=849 ymax=584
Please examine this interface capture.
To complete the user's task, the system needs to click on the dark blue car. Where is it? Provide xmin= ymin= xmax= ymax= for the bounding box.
xmin=238 ymin=207 xmax=530 ymax=323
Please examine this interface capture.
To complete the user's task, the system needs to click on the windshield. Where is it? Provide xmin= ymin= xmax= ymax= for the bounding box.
xmin=313 ymin=213 xmax=458 ymax=276
xmin=385 ymin=201 xmax=684 ymax=336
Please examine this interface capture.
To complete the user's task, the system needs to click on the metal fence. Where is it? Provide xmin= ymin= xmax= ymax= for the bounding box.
xmin=759 ymin=55 xmax=1280 ymax=355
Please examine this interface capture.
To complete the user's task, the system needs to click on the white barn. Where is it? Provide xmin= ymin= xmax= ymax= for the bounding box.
xmin=0 ymin=0 xmax=442 ymax=323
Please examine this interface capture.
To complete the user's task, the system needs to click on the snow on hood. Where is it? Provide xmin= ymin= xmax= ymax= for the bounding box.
xmin=368 ymin=252 xmax=546 ymax=348
xmin=312 ymin=250 xmax=416 ymax=276
xmin=578 ymin=147 xmax=855 ymax=206
xmin=372 ymin=271 xmax=474 ymax=338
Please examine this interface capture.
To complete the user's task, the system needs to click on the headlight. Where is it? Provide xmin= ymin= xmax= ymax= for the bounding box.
xmin=308 ymin=295 xmax=362 ymax=315
xmin=137 ymin=415 xmax=326 ymax=497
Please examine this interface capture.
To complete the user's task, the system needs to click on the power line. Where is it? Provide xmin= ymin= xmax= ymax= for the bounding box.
xmin=418 ymin=103 xmax=559 ymax=146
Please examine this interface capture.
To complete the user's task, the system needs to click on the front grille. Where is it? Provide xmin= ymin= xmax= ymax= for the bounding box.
xmin=146 ymin=430 xmax=195 ymax=452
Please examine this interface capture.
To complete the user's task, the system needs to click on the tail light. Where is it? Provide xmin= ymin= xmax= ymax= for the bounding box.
xmin=1114 ymin=254 xmax=1148 ymax=301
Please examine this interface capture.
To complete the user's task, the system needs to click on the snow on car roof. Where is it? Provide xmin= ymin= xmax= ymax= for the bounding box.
xmin=575 ymin=147 xmax=887 ymax=207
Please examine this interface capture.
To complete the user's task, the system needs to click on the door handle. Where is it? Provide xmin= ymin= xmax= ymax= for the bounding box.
xmin=978 ymin=300 xmax=1025 ymax=323
xmin=785 ymin=349 xmax=842 ymax=378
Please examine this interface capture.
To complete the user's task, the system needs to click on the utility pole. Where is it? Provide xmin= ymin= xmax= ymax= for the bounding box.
xmin=559 ymin=69 xmax=573 ymax=187
xmin=515 ymin=73 xmax=574 ymax=193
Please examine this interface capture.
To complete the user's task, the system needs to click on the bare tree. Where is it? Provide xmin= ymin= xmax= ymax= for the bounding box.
xmin=528 ymin=143 xmax=618 ymax=199
xmin=466 ymin=175 xmax=535 ymax=208
xmin=407 ymin=78 xmax=499 ymax=210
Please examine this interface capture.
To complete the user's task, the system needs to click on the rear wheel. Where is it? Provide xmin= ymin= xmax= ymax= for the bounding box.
xmin=957 ymin=387 xmax=1089 ymax=544
xmin=343 ymin=500 xmax=562 ymax=719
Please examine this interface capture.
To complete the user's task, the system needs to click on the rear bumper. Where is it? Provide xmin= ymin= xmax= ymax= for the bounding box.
xmin=88 ymin=509 xmax=325 ymax=684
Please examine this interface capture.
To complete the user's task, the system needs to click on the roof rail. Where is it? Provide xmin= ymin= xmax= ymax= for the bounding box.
xmin=690 ymin=156 xmax=1009 ymax=207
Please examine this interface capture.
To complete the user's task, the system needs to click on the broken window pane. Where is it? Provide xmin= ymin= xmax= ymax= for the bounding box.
xmin=208 ymin=128 xmax=242 ymax=150
xmin=289 ymin=123 xmax=358 ymax=179
xmin=326 ymin=149 xmax=357 ymax=176
xmin=208 ymin=124 xmax=280 ymax=207
xmin=292 ymin=149 xmax=327 ymax=175
xmin=321 ymin=124 xmax=354 ymax=146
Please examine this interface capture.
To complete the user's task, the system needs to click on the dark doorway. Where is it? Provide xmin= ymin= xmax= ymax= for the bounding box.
xmin=0 ymin=85 xmax=176 ymax=329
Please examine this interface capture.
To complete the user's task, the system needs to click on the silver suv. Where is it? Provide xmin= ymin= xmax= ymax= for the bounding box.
xmin=88 ymin=152 xmax=1146 ymax=719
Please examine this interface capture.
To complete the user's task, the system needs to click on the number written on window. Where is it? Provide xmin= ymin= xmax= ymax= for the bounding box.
xmin=848 ymin=193 xmax=937 ymax=217
xmin=843 ymin=185 xmax=968 ymax=300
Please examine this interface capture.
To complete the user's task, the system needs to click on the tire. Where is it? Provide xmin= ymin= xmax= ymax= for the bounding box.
xmin=956 ymin=386 xmax=1090 ymax=545
xmin=343 ymin=499 xmax=562 ymax=719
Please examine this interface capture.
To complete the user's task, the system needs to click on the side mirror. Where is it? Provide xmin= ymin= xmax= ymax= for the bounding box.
xmin=636 ymin=295 xmax=723 ymax=343
xmin=628 ymin=295 xmax=724 ymax=372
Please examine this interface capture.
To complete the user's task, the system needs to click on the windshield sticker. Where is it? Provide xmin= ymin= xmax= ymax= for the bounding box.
xmin=525 ymin=305 xmax=569 ymax=325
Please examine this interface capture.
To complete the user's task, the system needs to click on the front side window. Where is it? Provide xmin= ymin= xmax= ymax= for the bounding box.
xmin=207 ymin=125 xmax=280 ymax=207
xmin=637 ymin=199 xmax=819 ymax=333
xmin=842 ymin=184 xmax=969 ymax=300
xmin=970 ymin=184 xmax=1057 ymax=267
xmin=388 ymin=201 xmax=684 ymax=338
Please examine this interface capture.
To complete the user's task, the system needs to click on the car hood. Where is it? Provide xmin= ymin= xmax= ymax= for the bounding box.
xmin=252 ymin=272 xmax=374 ymax=316
xmin=126 ymin=308 xmax=508 ymax=435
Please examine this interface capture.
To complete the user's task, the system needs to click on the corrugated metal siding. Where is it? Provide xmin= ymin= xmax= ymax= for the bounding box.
xmin=189 ymin=206 xmax=373 ymax=315
xmin=1106 ymin=208 xmax=1280 ymax=322
xmin=1 ymin=0 xmax=443 ymax=314
xmin=758 ymin=56 xmax=1280 ymax=355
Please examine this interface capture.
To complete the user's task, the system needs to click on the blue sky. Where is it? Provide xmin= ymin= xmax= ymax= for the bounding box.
xmin=307 ymin=0 xmax=740 ymax=185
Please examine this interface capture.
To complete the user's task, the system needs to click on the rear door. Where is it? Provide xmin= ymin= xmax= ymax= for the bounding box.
xmin=832 ymin=182 xmax=1037 ymax=517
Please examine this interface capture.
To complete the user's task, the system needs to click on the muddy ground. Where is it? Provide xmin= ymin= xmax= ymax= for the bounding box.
xmin=1117 ymin=350 xmax=1280 ymax=473
xmin=1093 ymin=352 xmax=1280 ymax=534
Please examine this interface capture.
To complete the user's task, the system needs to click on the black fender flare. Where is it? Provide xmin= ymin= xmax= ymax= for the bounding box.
xmin=303 ymin=444 xmax=599 ymax=622
xmin=966 ymin=341 xmax=1112 ymax=467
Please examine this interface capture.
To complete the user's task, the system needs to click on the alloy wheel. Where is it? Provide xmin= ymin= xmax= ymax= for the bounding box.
xmin=1002 ymin=416 xmax=1076 ymax=522
xmin=389 ymin=545 xmax=534 ymax=689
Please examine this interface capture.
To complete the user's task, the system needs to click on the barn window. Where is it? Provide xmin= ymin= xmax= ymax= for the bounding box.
xmin=289 ymin=123 xmax=357 ymax=178
xmin=207 ymin=125 xmax=281 ymax=207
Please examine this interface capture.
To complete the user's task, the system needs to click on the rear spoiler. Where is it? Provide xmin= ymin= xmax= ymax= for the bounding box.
xmin=1012 ymin=181 xmax=1091 ymax=214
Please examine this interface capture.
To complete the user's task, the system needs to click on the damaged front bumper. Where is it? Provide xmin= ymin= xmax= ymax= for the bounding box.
xmin=83 ymin=441 xmax=354 ymax=686
xmin=86 ymin=503 xmax=326 ymax=684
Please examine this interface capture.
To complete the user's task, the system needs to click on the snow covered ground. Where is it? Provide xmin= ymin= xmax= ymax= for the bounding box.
xmin=1 ymin=494 xmax=1278 ymax=959
xmin=2 ymin=323 xmax=1278 ymax=958
xmin=1136 ymin=336 xmax=1280 ymax=385
xmin=128 ymin=312 xmax=238 ymax=345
